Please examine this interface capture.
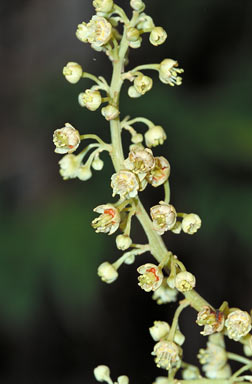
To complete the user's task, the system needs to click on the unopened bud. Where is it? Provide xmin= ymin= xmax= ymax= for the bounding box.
xmin=116 ymin=234 xmax=132 ymax=251
xmin=225 ymin=310 xmax=252 ymax=341
xmin=175 ymin=271 xmax=196 ymax=292
xmin=149 ymin=27 xmax=167 ymax=46
xmin=134 ymin=74 xmax=153 ymax=95
xmin=131 ymin=133 xmax=143 ymax=144
xmin=93 ymin=0 xmax=114 ymax=13
xmin=92 ymin=156 xmax=104 ymax=171
xmin=126 ymin=27 xmax=140 ymax=42
xmin=117 ymin=376 xmax=129 ymax=384
xmin=130 ymin=0 xmax=145 ymax=12
xmin=128 ymin=86 xmax=141 ymax=98
xmin=137 ymin=13 xmax=154 ymax=30
xmin=94 ymin=365 xmax=111 ymax=382
xmin=101 ymin=105 xmax=120 ymax=121
xmin=129 ymin=37 xmax=142 ymax=49
xmin=98 ymin=262 xmax=118 ymax=284
xmin=182 ymin=213 xmax=201 ymax=235
xmin=77 ymin=165 xmax=92 ymax=181
xmin=63 ymin=62 xmax=83 ymax=84
xmin=149 ymin=321 xmax=170 ymax=341
xmin=145 ymin=125 xmax=166 ymax=148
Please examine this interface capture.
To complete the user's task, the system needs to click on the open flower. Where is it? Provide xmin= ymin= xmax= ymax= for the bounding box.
xmin=175 ymin=271 xmax=196 ymax=292
xmin=58 ymin=154 xmax=81 ymax=180
xmin=137 ymin=263 xmax=163 ymax=292
xmin=63 ymin=62 xmax=83 ymax=84
xmin=196 ymin=306 xmax=225 ymax=336
xmin=111 ymin=170 xmax=139 ymax=199
xmin=124 ymin=148 xmax=155 ymax=175
xmin=134 ymin=74 xmax=153 ymax=95
xmin=150 ymin=202 xmax=177 ymax=235
xmin=159 ymin=59 xmax=184 ymax=86
xmin=53 ymin=123 xmax=80 ymax=154
xmin=147 ymin=157 xmax=170 ymax=187
xmin=225 ymin=310 xmax=252 ymax=341
xmin=152 ymin=340 xmax=181 ymax=370
xmin=78 ymin=89 xmax=102 ymax=111
xmin=92 ymin=204 xmax=120 ymax=235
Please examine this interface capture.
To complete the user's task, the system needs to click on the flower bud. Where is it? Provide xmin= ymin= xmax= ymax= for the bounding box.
xmin=117 ymin=376 xmax=129 ymax=384
xmin=93 ymin=0 xmax=114 ymax=13
xmin=98 ymin=262 xmax=118 ymax=284
xmin=174 ymin=329 xmax=185 ymax=346
xmin=182 ymin=213 xmax=201 ymax=235
xmin=124 ymin=148 xmax=155 ymax=175
xmin=94 ymin=365 xmax=111 ymax=382
xmin=149 ymin=321 xmax=170 ymax=341
xmin=182 ymin=366 xmax=201 ymax=380
xmin=152 ymin=340 xmax=181 ymax=370
xmin=153 ymin=378 xmax=170 ymax=384
xmin=53 ymin=123 xmax=80 ymax=154
xmin=92 ymin=204 xmax=120 ymax=235
xmin=171 ymin=222 xmax=182 ymax=234
xmin=244 ymin=341 xmax=252 ymax=357
xmin=134 ymin=74 xmax=153 ymax=95
xmin=225 ymin=310 xmax=252 ymax=341
xmin=76 ymin=22 xmax=89 ymax=42
xmin=150 ymin=202 xmax=177 ymax=235
xmin=159 ymin=59 xmax=184 ymax=86
xmin=196 ymin=306 xmax=225 ymax=336
xmin=111 ymin=170 xmax=139 ymax=199
xmin=116 ymin=234 xmax=132 ymax=251
xmin=129 ymin=38 xmax=142 ymax=49
xmin=128 ymin=86 xmax=141 ymax=98
xmin=137 ymin=263 xmax=163 ymax=292
xmin=101 ymin=105 xmax=120 ymax=121
xmin=63 ymin=62 xmax=83 ymax=84
xmin=137 ymin=13 xmax=155 ymax=30
xmin=126 ymin=27 xmax=140 ymax=42
xmin=130 ymin=0 xmax=145 ymax=12
xmin=175 ymin=271 xmax=196 ymax=292
xmin=78 ymin=89 xmax=102 ymax=111
xmin=147 ymin=157 xmax=170 ymax=188
xmin=131 ymin=133 xmax=143 ymax=144
xmin=59 ymin=154 xmax=81 ymax=180
xmin=149 ymin=27 xmax=167 ymax=46
xmin=145 ymin=125 xmax=167 ymax=148
xmin=77 ymin=165 xmax=92 ymax=181
xmin=92 ymin=156 xmax=104 ymax=171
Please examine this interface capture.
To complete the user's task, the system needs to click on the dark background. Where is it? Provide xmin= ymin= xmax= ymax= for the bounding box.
xmin=0 ymin=0 xmax=252 ymax=383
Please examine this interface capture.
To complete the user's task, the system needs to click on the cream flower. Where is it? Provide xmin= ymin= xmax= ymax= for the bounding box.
xmin=137 ymin=263 xmax=163 ymax=292
xmin=181 ymin=213 xmax=201 ymax=235
xmin=134 ymin=74 xmax=153 ymax=95
xmin=136 ymin=13 xmax=155 ymax=30
xmin=225 ymin=310 xmax=252 ymax=341
xmin=63 ymin=62 xmax=83 ymax=84
xmin=159 ymin=59 xmax=184 ymax=86
xmin=152 ymin=340 xmax=181 ymax=370
xmin=150 ymin=202 xmax=177 ymax=235
xmin=58 ymin=154 xmax=81 ymax=180
xmin=149 ymin=321 xmax=170 ymax=341
xmin=92 ymin=204 xmax=120 ymax=235
xmin=196 ymin=306 xmax=225 ymax=336
xmin=78 ymin=89 xmax=102 ymax=111
xmin=76 ymin=16 xmax=112 ymax=47
xmin=149 ymin=27 xmax=167 ymax=46
xmin=111 ymin=170 xmax=139 ymax=199
xmin=124 ymin=148 xmax=155 ymax=175
xmin=101 ymin=105 xmax=120 ymax=121
xmin=97 ymin=262 xmax=118 ymax=284
xmin=147 ymin=157 xmax=170 ymax=187
xmin=152 ymin=279 xmax=178 ymax=305
xmin=175 ymin=271 xmax=196 ymax=292
xmin=94 ymin=365 xmax=111 ymax=382
xmin=145 ymin=126 xmax=167 ymax=148
xmin=53 ymin=123 xmax=80 ymax=154
xmin=93 ymin=0 xmax=114 ymax=13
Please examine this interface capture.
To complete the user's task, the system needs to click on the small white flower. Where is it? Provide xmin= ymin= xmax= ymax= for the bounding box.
xmin=77 ymin=165 xmax=92 ymax=181
xmin=159 ymin=59 xmax=184 ymax=86
xmin=175 ymin=271 xmax=196 ymax=292
xmin=63 ymin=62 xmax=83 ymax=84
xmin=137 ymin=263 xmax=163 ymax=292
xmin=76 ymin=22 xmax=89 ymax=43
xmin=101 ymin=105 xmax=120 ymax=121
xmin=128 ymin=86 xmax=141 ymax=98
xmin=145 ymin=126 xmax=167 ymax=148
xmin=152 ymin=340 xmax=181 ymax=370
xmin=58 ymin=154 xmax=81 ymax=180
xmin=130 ymin=0 xmax=145 ymax=12
xmin=116 ymin=234 xmax=132 ymax=251
xmin=78 ymin=89 xmax=102 ymax=111
xmin=147 ymin=157 xmax=170 ymax=188
xmin=126 ymin=27 xmax=140 ymax=42
xmin=196 ymin=306 xmax=225 ymax=336
xmin=111 ymin=170 xmax=139 ymax=199
xmin=152 ymin=280 xmax=178 ymax=305
xmin=53 ymin=123 xmax=80 ymax=154
xmin=181 ymin=213 xmax=201 ymax=235
xmin=136 ymin=13 xmax=155 ymax=31
xmin=92 ymin=204 xmax=120 ymax=235
xmin=97 ymin=262 xmax=118 ymax=284
xmin=124 ymin=148 xmax=155 ymax=175
xmin=149 ymin=27 xmax=167 ymax=46
xmin=150 ymin=202 xmax=177 ymax=235
xmin=134 ymin=74 xmax=153 ymax=95
xmin=149 ymin=321 xmax=170 ymax=341
xmin=93 ymin=0 xmax=114 ymax=13
xmin=225 ymin=310 xmax=252 ymax=341
xmin=94 ymin=365 xmax=111 ymax=382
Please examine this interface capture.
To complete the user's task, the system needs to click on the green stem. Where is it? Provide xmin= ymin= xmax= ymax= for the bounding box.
xmin=228 ymin=352 xmax=252 ymax=366
xmin=164 ymin=180 xmax=171 ymax=204
xmin=129 ymin=63 xmax=160 ymax=72
xmin=167 ymin=300 xmax=189 ymax=341
xmin=122 ymin=117 xmax=155 ymax=129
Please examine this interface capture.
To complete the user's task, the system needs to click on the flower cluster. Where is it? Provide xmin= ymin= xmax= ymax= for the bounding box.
xmin=94 ymin=365 xmax=129 ymax=384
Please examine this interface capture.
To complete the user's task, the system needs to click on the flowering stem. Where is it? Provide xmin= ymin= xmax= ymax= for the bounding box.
xmin=113 ymin=245 xmax=150 ymax=270
xmin=80 ymin=134 xmax=111 ymax=148
xmin=227 ymin=353 xmax=252 ymax=366
xmin=164 ymin=180 xmax=171 ymax=204
xmin=129 ymin=63 xmax=160 ymax=73
xmin=82 ymin=72 xmax=108 ymax=90
xmin=167 ymin=300 xmax=190 ymax=341
xmin=231 ymin=362 xmax=252 ymax=379
xmin=122 ymin=117 xmax=155 ymax=129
